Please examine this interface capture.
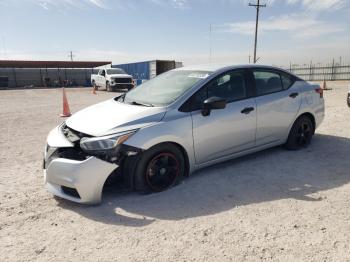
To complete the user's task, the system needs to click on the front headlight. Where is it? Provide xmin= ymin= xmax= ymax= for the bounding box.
xmin=80 ymin=130 xmax=136 ymax=155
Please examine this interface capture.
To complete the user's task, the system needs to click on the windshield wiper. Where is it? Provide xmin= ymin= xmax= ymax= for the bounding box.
xmin=130 ymin=101 xmax=154 ymax=107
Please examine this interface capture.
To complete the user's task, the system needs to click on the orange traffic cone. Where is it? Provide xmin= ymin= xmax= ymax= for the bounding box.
xmin=60 ymin=87 xmax=72 ymax=117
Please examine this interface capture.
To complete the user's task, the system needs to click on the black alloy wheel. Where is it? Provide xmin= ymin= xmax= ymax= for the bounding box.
xmin=130 ymin=143 xmax=185 ymax=193
xmin=295 ymin=120 xmax=313 ymax=147
xmin=285 ymin=115 xmax=314 ymax=150
xmin=145 ymin=152 xmax=180 ymax=192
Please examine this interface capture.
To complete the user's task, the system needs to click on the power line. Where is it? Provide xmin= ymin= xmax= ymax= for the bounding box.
xmin=249 ymin=0 xmax=266 ymax=64
xmin=68 ymin=51 xmax=75 ymax=61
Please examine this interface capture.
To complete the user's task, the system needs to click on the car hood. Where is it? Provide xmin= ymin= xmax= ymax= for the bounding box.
xmin=109 ymin=74 xmax=132 ymax=78
xmin=65 ymin=99 xmax=166 ymax=137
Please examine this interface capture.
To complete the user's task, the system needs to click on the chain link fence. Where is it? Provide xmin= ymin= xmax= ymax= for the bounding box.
xmin=285 ymin=61 xmax=350 ymax=81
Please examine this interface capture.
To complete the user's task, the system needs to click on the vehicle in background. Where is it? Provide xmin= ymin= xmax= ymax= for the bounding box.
xmin=44 ymin=64 xmax=325 ymax=204
xmin=114 ymin=60 xmax=183 ymax=86
xmin=91 ymin=68 xmax=134 ymax=92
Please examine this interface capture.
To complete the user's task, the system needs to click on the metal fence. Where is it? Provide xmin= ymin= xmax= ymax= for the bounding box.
xmin=0 ymin=68 xmax=99 ymax=88
xmin=285 ymin=61 xmax=350 ymax=81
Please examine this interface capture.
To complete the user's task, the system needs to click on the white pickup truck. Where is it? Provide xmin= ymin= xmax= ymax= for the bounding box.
xmin=91 ymin=68 xmax=134 ymax=92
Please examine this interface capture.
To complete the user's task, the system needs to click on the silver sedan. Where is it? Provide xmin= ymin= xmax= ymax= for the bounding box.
xmin=44 ymin=64 xmax=325 ymax=204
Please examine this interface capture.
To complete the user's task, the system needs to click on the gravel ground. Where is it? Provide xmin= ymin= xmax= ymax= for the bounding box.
xmin=1 ymin=82 xmax=350 ymax=262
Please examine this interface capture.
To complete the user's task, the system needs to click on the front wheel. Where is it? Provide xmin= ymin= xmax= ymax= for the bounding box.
xmin=133 ymin=144 xmax=185 ymax=193
xmin=285 ymin=115 xmax=314 ymax=150
xmin=92 ymin=80 xmax=98 ymax=90
xmin=106 ymin=82 xmax=112 ymax=92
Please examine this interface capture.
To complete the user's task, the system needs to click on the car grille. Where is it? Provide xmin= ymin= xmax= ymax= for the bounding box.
xmin=44 ymin=146 xmax=89 ymax=169
xmin=61 ymin=124 xmax=90 ymax=144
xmin=113 ymin=78 xmax=132 ymax=84
xmin=44 ymin=125 xmax=91 ymax=169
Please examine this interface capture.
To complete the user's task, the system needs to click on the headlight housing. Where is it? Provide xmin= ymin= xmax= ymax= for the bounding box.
xmin=80 ymin=130 xmax=136 ymax=155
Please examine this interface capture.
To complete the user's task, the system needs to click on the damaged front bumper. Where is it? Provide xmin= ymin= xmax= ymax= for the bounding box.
xmin=43 ymin=125 xmax=120 ymax=204
xmin=44 ymin=156 xmax=117 ymax=204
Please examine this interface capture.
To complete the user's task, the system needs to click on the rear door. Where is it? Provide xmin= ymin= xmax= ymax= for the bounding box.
xmin=190 ymin=69 xmax=257 ymax=164
xmin=250 ymin=68 xmax=301 ymax=146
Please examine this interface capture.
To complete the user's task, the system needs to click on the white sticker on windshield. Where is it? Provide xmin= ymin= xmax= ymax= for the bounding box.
xmin=188 ymin=73 xmax=210 ymax=79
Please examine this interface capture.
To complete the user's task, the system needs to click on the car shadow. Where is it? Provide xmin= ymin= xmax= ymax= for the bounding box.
xmin=56 ymin=134 xmax=350 ymax=227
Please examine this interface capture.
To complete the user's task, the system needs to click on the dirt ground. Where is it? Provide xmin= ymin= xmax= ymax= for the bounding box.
xmin=1 ymin=82 xmax=350 ymax=262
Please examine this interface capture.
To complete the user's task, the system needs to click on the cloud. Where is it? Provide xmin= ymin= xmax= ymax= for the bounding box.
xmin=88 ymin=0 xmax=107 ymax=9
xmin=31 ymin=0 xmax=190 ymax=11
xmin=286 ymin=0 xmax=346 ymax=11
xmin=32 ymin=0 xmax=104 ymax=10
xmin=220 ymin=13 xmax=345 ymax=38
xmin=172 ymin=0 xmax=189 ymax=9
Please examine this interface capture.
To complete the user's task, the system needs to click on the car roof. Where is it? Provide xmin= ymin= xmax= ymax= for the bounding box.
xmin=176 ymin=64 xmax=291 ymax=73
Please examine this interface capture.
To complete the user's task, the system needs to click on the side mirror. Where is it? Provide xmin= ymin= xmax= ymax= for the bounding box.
xmin=201 ymin=96 xmax=227 ymax=116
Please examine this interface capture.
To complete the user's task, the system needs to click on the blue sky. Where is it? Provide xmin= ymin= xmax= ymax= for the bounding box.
xmin=0 ymin=0 xmax=349 ymax=66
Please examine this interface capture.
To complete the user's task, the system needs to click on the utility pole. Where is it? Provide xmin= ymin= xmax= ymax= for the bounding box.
xmin=249 ymin=0 xmax=266 ymax=63
xmin=68 ymin=51 xmax=75 ymax=62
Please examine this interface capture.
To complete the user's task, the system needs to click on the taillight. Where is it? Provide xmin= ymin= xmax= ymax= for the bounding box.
xmin=315 ymin=87 xmax=323 ymax=98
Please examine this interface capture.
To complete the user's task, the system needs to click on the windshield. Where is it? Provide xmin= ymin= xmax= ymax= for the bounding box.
xmin=107 ymin=69 xmax=127 ymax=74
xmin=123 ymin=70 xmax=211 ymax=106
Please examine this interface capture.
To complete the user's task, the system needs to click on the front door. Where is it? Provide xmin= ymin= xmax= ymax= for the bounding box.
xmin=191 ymin=69 xmax=257 ymax=164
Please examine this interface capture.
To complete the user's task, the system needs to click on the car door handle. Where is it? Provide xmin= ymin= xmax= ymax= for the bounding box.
xmin=241 ymin=107 xmax=255 ymax=114
xmin=289 ymin=92 xmax=299 ymax=98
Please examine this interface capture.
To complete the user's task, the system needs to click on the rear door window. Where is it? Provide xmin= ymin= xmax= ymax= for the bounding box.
xmin=253 ymin=70 xmax=283 ymax=96
xmin=280 ymin=73 xmax=295 ymax=90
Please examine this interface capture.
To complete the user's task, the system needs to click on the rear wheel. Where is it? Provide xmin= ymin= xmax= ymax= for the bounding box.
xmin=347 ymin=93 xmax=350 ymax=107
xmin=285 ymin=115 xmax=314 ymax=150
xmin=133 ymin=144 xmax=185 ymax=193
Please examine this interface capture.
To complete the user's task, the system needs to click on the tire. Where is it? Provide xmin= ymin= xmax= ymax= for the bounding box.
xmin=92 ymin=80 xmax=98 ymax=90
xmin=132 ymin=143 xmax=185 ymax=193
xmin=347 ymin=94 xmax=350 ymax=107
xmin=285 ymin=115 xmax=314 ymax=150
xmin=106 ymin=82 xmax=112 ymax=92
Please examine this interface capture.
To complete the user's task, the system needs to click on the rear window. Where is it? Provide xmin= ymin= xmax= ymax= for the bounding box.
xmin=253 ymin=71 xmax=283 ymax=96
xmin=280 ymin=73 xmax=295 ymax=89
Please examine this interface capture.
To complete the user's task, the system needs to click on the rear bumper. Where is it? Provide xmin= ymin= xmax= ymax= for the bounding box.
xmin=44 ymin=156 xmax=117 ymax=204
xmin=314 ymin=99 xmax=325 ymax=130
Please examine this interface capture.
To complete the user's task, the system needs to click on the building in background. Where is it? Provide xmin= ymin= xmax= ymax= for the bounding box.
xmin=113 ymin=60 xmax=183 ymax=85
xmin=0 ymin=60 xmax=111 ymax=88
